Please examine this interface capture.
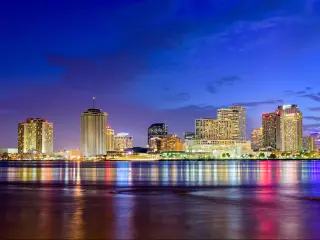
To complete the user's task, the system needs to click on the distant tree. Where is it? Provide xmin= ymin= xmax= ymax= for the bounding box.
xmin=248 ymin=154 xmax=254 ymax=158
xmin=1 ymin=152 xmax=9 ymax=160
xmin=226 ymin=153 xmax=230 ymax=158
xmin=259 ymin=152 xmax=265 ymax=159
xmin=222 ymin=153 xmax=226 ymax=158
xmin=268 ymin=153 xmax=277 ymax=159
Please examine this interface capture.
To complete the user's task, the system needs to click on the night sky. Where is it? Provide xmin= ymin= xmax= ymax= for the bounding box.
xmin=1 ymin=0 xmax=320 ymax=150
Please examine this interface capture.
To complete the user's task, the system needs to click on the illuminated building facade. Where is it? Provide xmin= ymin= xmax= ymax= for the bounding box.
xmin=18 ymin=118 xmax=53 ymax=154
xmin=80 ymin=100 xmax=107 ymax=157
xmin=148 ymin=123 xmax=168 ymax=150
xmin=218 ymin=105 xmax=246 ymax=140
xmin=161 ymin=134 xmax=184 ymax=152
xmin=184 ymin=132 xmax=195 ymax=140
xmin=262 ymin=113 xmax=278 ymax=149
xmin=106 ymin=126 xmax=114 ymax=151
xmin=149 ymin=137 xmax=162 ymax=152
xmin=114 ymin=133 xmax=133 ymax=151
xmin=185 ymin=139 xmax=252 ymax=157
xmin=195 ymin=118 xmax=232 ymax=140
xmin=277 ymin=104 xmax=303 ymax=152
xmin=251 ymin=128 xmax=262 ymax=151
xmin=303 ymin=136 xmax=318 ymax=152
xmin=148 ymin=123 xmax=168 ymax=141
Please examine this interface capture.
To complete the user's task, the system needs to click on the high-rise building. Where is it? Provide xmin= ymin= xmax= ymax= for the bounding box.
xmin=18 ymin=118 xmax=53 ymax=154
xmin=148 ymin=123 xmax=168 ymax=147
xmin=277 ymin=104 xmax=303 ymax=152
xmin=184 ymin=132 xmax=195 ymax=140
xmin=262 ymin=113 xmax=278 ymax=149
xmin=250 ymin=128 xmax=262 ymax=151
xmin=195 ymin=118 xmax=232 ymax=140
xmin=114 ymin=133 xmax=133 ymax=151
xmin=218 ymin=105 xmax=246 ymax=140
xmin=106 ymin=126 xmax=114 ymax=152
xmin=161 ymin=134 xmax=184 ymax=152
xmin=80 ymin=98 xmax=107 ymax=157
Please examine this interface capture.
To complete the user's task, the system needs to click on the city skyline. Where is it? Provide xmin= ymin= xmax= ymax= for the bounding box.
xmin=2 ymin=1 xmax=320 ymax=149
xmin=6 ymin=101 xmax=313 ymax=152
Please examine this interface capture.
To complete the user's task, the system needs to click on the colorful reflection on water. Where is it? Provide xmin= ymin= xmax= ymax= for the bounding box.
xmin=0 ymin=160 xmax=320 ymax=239
xmin=1 ymin=160 xmax=320 ymax=187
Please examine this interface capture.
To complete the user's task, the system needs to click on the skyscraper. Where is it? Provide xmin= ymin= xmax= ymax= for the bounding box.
xmin=106 ymin=126 xmax=114 ymax=152
xmin=262 ymin=112 xmax=278 ymax=149
xmin=148 ymin=123 xmax=168 ymax=150
xmin=114 ymin=133 xmax=133 ymax=151
xmin=195 ymin=118 xmax=232 ymax=140
xmin=18 ymin=118 xmax=53 ymax=154
xmin=250 ymin=128 xmax=263 ymax=151
xmin=277 ymin=104 xmax=303 ymax=152
xmin=81 ymin=98 xmax=107 ymax=157
xmin=218 ymin=105 xmax=246 ymax=140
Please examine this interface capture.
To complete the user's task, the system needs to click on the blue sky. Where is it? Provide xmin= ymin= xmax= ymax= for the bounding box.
xmin=1 ymin=0 xmax=320 ymax=149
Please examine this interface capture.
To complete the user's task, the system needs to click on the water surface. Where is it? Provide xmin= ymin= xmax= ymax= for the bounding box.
xmin=0 ymin=160 xmax=320 ymax=239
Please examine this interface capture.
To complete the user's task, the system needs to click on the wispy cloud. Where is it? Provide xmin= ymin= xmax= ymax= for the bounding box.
xmin=309 ymin=107 xmax=320 ymax=111
xmin=301 ymin=93 xmax=320 ymax=102
xmin=206 ymin=76 xmax=240 ymax=94
xmin=233 ymin=99 xmax=283 ymax=107
xmin=304 ymin=116 xmax=320 ymax=121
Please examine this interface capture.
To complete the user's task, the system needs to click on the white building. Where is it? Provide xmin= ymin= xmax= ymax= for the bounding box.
xmin=80 ymin=100 xmax=107 ymax=157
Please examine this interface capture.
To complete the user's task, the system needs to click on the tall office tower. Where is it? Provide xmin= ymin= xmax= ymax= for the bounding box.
xmin=114 ymin=133 xmax=133 ymax=151
xmin=80 ymin=98 xmax=107 ymax=157
xmin=106 ymin=126 xmax=114 ymax=152
xmin=184 ymin=132 xmax=195 ymax=140
xmin=18 ymin=118 xmax=53 ymax=154
xmin=262 ymin=113 xmax=278 ymax=149
xmin=148 ymin=123 xmax=168 ymax=146
xmin=218 ymin=105 xmax=246 ymax=140
xmin=161 ymin=134 xmax=184 ymax=152
xmin=195 ymin=118 xmax=232 ymax=140
xmin=276 ymin=104 xmax=303 ymax=152
xmin=250 ymin=128 xmax=263 ymax=151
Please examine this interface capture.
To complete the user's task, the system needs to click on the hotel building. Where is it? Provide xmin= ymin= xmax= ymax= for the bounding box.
xmin=18 ymin=118 xmax=53 ymax=154
xmin=250 ymin=128 xmax=263 ymax=151
xmin=195 ymin=118 xmax=232 ymax=140
xmin=277 ymin=104 xmax=303 ymax=152
xmin=262 ymin=112 xmax=278 ymax=149
xmin=217 ymin=105 xmax=246 ymax=140
xmin=114 ymin=133 xmax=133 ymax=151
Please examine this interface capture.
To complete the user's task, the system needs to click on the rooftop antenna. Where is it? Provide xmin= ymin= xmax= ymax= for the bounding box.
xmin=92 ymin=97 xmax=96 ymax=108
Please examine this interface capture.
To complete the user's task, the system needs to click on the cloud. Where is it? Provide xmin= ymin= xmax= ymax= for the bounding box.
xmin=301 ymin=93 xmax=320 ymax=102
xmin=304 ymin=123 xmax=320 ymax=131
xmin=206 ymin=76 xmax=240 ymax=94
xmin=233 ymin=99 xmax=283 ymax=107
xmin=304 ymin=116 xmax=320 ymax=121
xmin=309 ymin=107 xmax=320 ymax=111
xmin=285 ymin=89 xmax=310 ymax=95
xmin=163 ymin=92 xmax=191 ymax=102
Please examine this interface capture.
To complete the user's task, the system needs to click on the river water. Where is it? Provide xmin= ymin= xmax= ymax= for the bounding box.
xmin=0 ymin=160 xmax=320 ymax=239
